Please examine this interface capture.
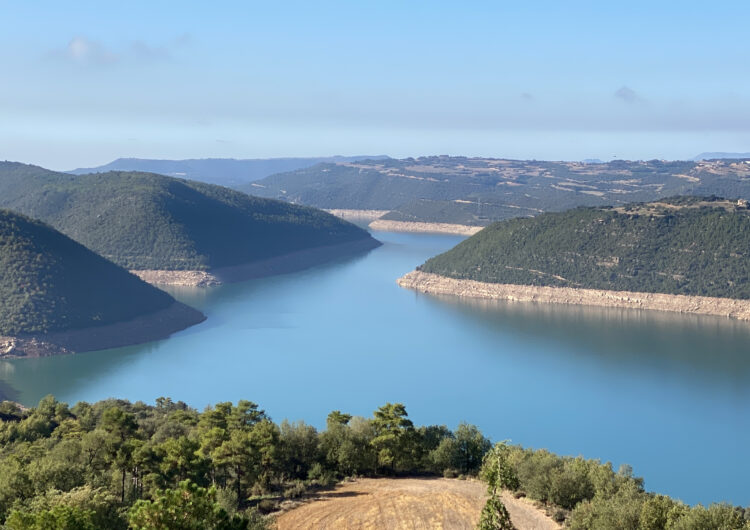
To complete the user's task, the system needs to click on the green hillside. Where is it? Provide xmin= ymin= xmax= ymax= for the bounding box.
xmin=420 ymin=196 xmax=750 ymax=299
xmin=248 ymin=156 xmax=750 ymax=224
xmin=0 ymin=162 xmax=377 ymax=271
xmin=0 ymin=210 xmax=176 ymax=335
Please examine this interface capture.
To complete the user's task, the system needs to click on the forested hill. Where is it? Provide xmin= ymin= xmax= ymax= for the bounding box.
xmin=0 ymin=210 xmax=177 ymax=335
xmin=0 ymin=162 xmax=377 ymax=271
xmin=420 ymin=197 xmax=750 ymax=299
xmin=247 ymin=156 xmax=750 ymax=226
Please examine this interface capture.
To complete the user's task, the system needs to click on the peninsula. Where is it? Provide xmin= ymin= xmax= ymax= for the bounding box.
xmin=0 ymin=210 xmax=205 ymax=357
xmin=0 ymin=162 xmax=380 ymax=286
xmin=399 ymin=197 xmax=750 ymax=320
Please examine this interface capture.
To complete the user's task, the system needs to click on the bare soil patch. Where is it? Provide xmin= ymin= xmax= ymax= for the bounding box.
xmin=274 ymin=477 xmax=559 ymax=530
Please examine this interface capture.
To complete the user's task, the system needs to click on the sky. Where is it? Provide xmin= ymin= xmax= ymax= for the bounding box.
xmin=1 ymin=0 xmax=749 ymax=169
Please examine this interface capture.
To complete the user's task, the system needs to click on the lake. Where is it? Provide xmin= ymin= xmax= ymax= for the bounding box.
xmin=2 ymin=230 xmax=749 ymax=506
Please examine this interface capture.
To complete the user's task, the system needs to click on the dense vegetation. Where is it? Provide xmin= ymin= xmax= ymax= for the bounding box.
xmin=0 ymin=396 xmax=745 ymax=529
xmin=478 ymin=442 xmax=750 ymax=529
xmin=0 ymin=210 xmax=175 ymax=335
xmin=0 ymin=162 xmax=376 ymax=271
xmin=0 ymin=397 xmax=490 ymax=529
xmin=420 ymin=197 xmax=750 ymax=299
xmin=248 ymin=156 xmax=750 ymax=225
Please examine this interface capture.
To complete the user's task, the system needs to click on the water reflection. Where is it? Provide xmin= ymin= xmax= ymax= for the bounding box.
xmin=424 ymin=294 xmax=750 ymax=384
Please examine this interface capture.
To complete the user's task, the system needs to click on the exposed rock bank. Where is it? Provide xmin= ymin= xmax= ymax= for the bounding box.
xmin=131 ymin=270 xmax=221 ymax=287
xmin=370 ymin=220 xmax=483 ymax=236
xmin=0 ymin=302 xmax=206 ymax=358
xmin=325 ymin=209 xmax=389 ymax=222
xmin=132 ymin=238 xmax=382 ymax=287
xmin=398 ymin=271 xmax=750 ymax=321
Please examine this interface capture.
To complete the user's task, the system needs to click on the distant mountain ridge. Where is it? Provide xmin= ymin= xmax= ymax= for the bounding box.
xmin=69 ymin=156 xmax=390 ymax=188
xmin=248 ymin=156 xmax=750 ymax=226
xmin=0 ymin=162 xmax=379 ymax=273
xmin=692 ymin=152 xmax=750 ymax=161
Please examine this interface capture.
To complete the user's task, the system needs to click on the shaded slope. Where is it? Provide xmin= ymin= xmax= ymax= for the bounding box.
xmin=0 ymin=162 xmax=379 ymax=271
xmin=419 ymin=197 xmax=750 ymax=299
xmin=0 ymin=210 xmax=193 ymax=336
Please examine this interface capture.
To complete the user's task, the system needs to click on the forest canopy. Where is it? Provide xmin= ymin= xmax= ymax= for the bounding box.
xmin=420 ymin=197 xmax=750 ymax=299
xmin=0 ymin=162 xmax=375 ymax=271
xmin=0 ymin=210 xmax=176 ymax=335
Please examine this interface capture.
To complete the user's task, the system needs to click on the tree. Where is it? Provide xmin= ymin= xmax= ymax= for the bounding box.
xmin=100 ymin=407 xmax=138 ymax=503
xmin=5 ymin=505 xmax=97 ymax=530
xmin=371 ymin=403 xmax=417 ymax=473
xmin=477 ymin=495 xmax=515 ymax=530
xmin=480 ymin=442 xmax=520 ymax=494
xmin=128 ymin=480 xmax=249 ymax=530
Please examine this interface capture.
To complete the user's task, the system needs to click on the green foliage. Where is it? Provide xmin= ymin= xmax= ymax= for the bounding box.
xmin=479 ymin=442 xmax=750 ymax=529
xmin=0 ymin=210 xmax=175 ymax=335
xmin=2 ymin=395 xmax=746 ymax=529
xmin=128 ymin=480 xmax=249 ymax=530
xmin=477 ymin=494 xmax=516 ymax=530
xmin=371 ymin=403 xmax=419 ymax=473
xmin=429 ymin=423 xmax=491 ymax=476
xmin=480 ymin=442 xmax=520 ymax=494
xmin=5 ymin=505 xmax=98 ymax=530
xmin=421 ymin=197 xmax=750 ymax=299
xmin=0 ymin=162 xmax=375 ymax=271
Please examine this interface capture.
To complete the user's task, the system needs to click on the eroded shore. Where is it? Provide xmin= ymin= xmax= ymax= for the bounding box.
xmin=132 ymin=237 xmax=382 ymax=286
xmin=325 ymin=209 xmax=484 ymax=236
xmin=0 ymin=302 xmax=206 ymax=358
xmin=398 ymin=271 xmax=750 ymax=321
xmin=325 ymin=209 xmax=389 ymax=221
xmin=369 ymin=219 xmax=483 ymax=236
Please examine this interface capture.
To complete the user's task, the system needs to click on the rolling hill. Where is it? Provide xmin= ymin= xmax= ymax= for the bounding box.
xmin=417 ymin=196 xmax=750 ymax=300
xmin=247 ymin=156 xmax=750 ymax=226
xmin=0 ymin=209 xmax=204 ymax=355
xmin=0 ymin=162 xmax=379 ymax=276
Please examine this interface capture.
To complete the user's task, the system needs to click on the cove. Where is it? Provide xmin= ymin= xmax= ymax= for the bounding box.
xmin=1 ymin=230 xmax=749 ymax=506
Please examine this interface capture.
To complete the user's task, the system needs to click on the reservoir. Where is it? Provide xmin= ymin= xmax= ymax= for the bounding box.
xmin=1 ymin=230 xmax=749 ymax=506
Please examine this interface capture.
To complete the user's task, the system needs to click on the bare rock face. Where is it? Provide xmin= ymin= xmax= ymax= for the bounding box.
xmin=131 ymin=270 xmax=222 ymax=287
xmin=0 ymin=336 xmax=72 ymax=358
xmin=398 ymin=271 xmax=750 ymax=321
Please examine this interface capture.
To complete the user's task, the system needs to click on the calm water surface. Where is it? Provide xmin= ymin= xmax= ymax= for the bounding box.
xmin=2 ymin=231 xmax=750 ymax=505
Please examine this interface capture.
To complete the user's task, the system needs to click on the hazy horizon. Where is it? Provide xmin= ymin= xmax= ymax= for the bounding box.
xmin=2 ymin=1 xmax=749 ymax=169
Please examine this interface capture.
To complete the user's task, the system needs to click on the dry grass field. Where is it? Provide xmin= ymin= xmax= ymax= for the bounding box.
xmin=274 ymin=477 xmax=560 ymax=530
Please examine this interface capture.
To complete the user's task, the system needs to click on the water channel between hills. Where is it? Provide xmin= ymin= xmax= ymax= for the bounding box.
xmin=2 ymin=230 xmax=749 ymax=506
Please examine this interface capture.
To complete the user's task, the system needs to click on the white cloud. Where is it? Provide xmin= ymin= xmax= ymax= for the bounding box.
xmin=65 ymin=36 xmax=119 ymax=65
xmin=49 ymin=34 xmax=192 ymax=67
xmin=614 ymin=85 xmax=641 ymax=104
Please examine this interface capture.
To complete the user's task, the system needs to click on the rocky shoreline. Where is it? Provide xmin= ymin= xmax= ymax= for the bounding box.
xmin=369 ymin=219 xmax=483 ymax=236
xmin=397 ymin=271 xmax=750 ymax=321
xmin=131 ymin=270 xmax=221 ymax=287
xmin=132 ymin=237 xmax=382 ymax=287
xmin=0 ymin=302 xmax=206 ymax=358
xmin=325 ymin=209 xmax=485 ymax=236
xmin=325 ymin=209 xmax=389 ymax=222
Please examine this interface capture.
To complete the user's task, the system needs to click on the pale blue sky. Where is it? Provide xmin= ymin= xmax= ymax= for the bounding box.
xmin=1 ymin=1 xmax=749 ymax=169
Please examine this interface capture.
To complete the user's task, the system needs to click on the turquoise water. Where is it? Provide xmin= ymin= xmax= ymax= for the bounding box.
xmin=2 ymin=230 xmax=750 ymax=506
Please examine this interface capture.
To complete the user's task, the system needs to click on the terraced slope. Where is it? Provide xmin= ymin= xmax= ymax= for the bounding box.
xmin=248 ymin=156 xmax=750 ymax=225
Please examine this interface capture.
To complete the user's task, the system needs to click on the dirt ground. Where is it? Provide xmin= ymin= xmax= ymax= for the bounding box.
xmin=274 ymin=477 xmax=560 ymax=530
